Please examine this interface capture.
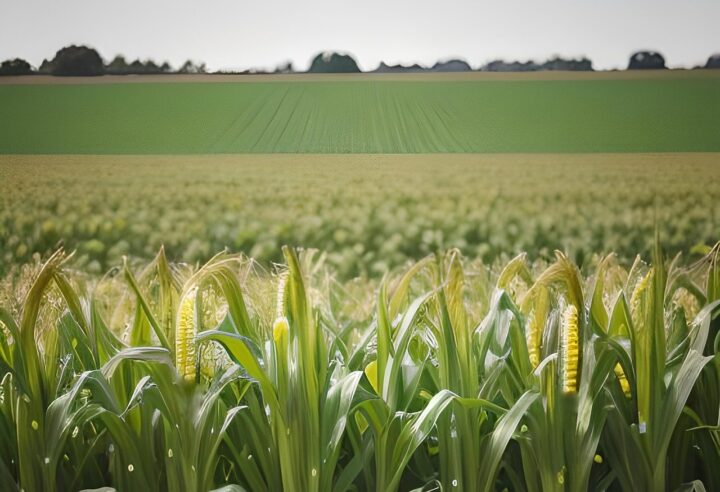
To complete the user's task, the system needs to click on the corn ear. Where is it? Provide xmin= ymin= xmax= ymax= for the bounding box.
xmin=526 ymin=285 xmax=549 ymax=369
xmin=561 ymin=304 xmax=579 ymax=394
xmin=614 ymin=363 xmax=631 ymax=398
xmin=526 ymin=309 xmax=542 ymax=368
xmin=175 ymin=288 xmax=197 ymax=382
xmin=630 ymin=268 xmax=652 ymax=430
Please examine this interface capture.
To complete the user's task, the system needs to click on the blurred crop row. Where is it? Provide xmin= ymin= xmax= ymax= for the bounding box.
xmin=1 ymin=153 xmax=718 ymax=278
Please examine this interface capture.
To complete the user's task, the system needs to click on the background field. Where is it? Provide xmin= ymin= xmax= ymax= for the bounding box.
xmin=1 ymin=72 xmax=719 ymax=154
xmin=1 ymin=71 xmax=720 ymax=492
xmin=2 ymin=153 xmax=718 ymax=277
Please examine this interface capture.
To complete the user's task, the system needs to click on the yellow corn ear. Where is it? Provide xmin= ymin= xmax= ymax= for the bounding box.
xmin=526 ymin=285 xmax=549 ymax=369
xmin=614 ymin=363 xmax=631 ymax=398
xmin=175 ymin=289 xmax=197 ymax=382
xmin=526 ymin=309 xmax=541 ymax=368
xmin=561 ymin=304 xmax=579 ymax=394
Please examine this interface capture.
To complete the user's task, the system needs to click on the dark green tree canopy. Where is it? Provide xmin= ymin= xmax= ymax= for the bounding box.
xmin=308 ymin=52 xmax=360 ymax=73
xmin=373 ymin=62 xmax=425 ymax=73
xmin=431 ymin=59 xmax=471 ymax=72
xmin=628 ymin=51 xmax=666 ymax=70
xmin=0 ymin=58 xmax=32 ymax=76
xmin=43 ymin=45 xmax=104 ymax=76
xmin=105 ymin=55 xmax=172 ymax=75
xmin=706 ymin=54 xmax=720 ymax=69
xmin=541 ymin=56 xmax=593 ymax=71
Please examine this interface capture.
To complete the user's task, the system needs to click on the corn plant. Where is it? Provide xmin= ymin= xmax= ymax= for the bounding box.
xmin=343 ymin=252 xmax=537 ymax=491
xmin=0 ymin=251 xmax=123 ymax=491
xmin=490 ymin=252 xmax=613 ymax=492
xmin=199 ymin=246 xmax=364 ymax=491
xmin=596 ymin=243 xmax=718 ymax=491
xmin=0 ymin=244 xmax=718 ymax=491
xmin=667 ymin=244 xmax=720 ymax=490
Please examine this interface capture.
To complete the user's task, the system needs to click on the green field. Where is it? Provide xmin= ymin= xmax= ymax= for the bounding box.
xmin=1 ymin=73 xmax=720 ymax=153
xmin=1 ymin=73 xmax=720 ymax=492
xmin=2 ymin=153 xmax=719 ymax=277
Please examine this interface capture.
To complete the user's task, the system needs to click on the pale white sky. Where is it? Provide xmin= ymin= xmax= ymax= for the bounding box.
xmin=1 ymin=0 xmax=718 ymax=71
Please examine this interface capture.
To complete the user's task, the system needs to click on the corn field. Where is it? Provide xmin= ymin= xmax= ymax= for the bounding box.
xmin=0 ymin=243 xmax=718 ymax=491
xmin=3 ymin=154 xmax=719 ymax=278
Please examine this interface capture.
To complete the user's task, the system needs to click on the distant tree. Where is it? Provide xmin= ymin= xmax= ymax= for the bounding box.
xmin=628 ymin=51 xmax=666 ymax=70
xmin=431 ymin=59 xmax=472 ymax=72
xmin=146 ymin=60 xmax=162 ymax=73
xmin=0 ymin=58 xmax=33 ymax=75
xmin=308 ymin=52 xmax=360 ymax=73
xmin=373 ymin=62 xmax=425 ymax=73
xmin=541 ymin=56 xmax=593 ymax=71
xmin=129 ymin=60 xmax=146 ymax=73
xmin=105 ymin=56 xmax=171 ymax=75
xmin=178 ymin=60 xmax=207 ymax=74
xmin=482 ymin=57 xmax=593 ymax=72
xmin=706 ymin=54 xmax=720 ymax=69
xmin=274 ymin=61 xmax=294 ymax=74
xmin=47 ymin=45 xmax=104 ymax=76
xmin=38 ymin=58 xmax=54 ymax=74
xmin=483 ymin=60 xmax=539 ymax=72
xmin=105 ymin=55 xmax=129 ymax=74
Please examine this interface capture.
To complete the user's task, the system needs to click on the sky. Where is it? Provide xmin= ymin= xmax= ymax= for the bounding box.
xmin=1 ymin=0 xmax=719 ymax=71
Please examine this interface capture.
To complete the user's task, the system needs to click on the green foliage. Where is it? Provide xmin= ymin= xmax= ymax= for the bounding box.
xmin=2 ymin=153 xmax=720 ymax=279
xmin=0 ymin=245 xmax=718 ymax=491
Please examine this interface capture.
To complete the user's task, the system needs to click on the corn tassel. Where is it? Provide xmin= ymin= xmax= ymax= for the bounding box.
xmin=273 ymin=272 xmax=289 ymax=344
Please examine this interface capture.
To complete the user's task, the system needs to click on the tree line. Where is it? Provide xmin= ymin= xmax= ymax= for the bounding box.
xmin=2 ymin=45 xmax=720 ymax=76
xmin=0 ymin=46 xmax=206 ymax=76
